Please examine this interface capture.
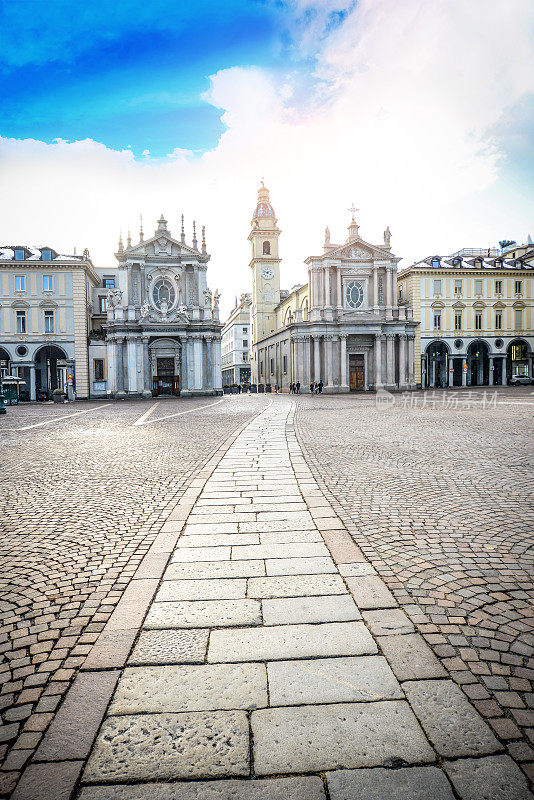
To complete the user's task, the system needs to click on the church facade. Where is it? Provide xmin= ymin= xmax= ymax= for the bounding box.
xmin=250 ymin=184 xmax=418 ymax=391
xmin=101 ymin=214 xmax=222 ymax=397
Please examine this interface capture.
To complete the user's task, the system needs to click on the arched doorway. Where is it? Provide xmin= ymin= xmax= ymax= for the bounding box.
xmin=467 ymin=341 xmax=489 ymax=386
xmin=426 ymin=341 xmax=448 ymax=388
xmin=34 ymin=345 xmax=69 ymax=397
xmin=507 ymin=339 xmax=530 ymax=383
xmin=0 ymin=348 xmax=11 ymax=377
xmin=149 ymin=338 xmax=181 ymax=396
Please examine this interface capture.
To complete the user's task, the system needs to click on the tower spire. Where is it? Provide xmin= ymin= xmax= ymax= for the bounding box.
xmin=118 ymin=230 xmax=124 ymax=253
xmin=192 ymin=220 xmax=197 ymax=250
xmin=181 ymin=214 xmax=185 ymax=244
xmin=347 ymin=203 xmax=360 ymax=240
xmin=201 ymin=225 xmax=206 ymax=255
xmin=127 ymin=227 xmax=131 ymax=249
xmin=139 ymin=214 xmax=144 ymax=242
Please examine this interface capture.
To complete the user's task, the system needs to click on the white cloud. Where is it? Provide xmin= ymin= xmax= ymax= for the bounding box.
xmin=1 ymin=0 xmax=533 ymax=316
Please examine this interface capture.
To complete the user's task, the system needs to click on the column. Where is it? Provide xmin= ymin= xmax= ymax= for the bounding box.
xmin=142 ymin=337 xmax=151 ymax=396
xmin=116 ymin=337 xmax=125 ymax=396
xmin=448 ymin=357 xmax=454 ymax=387
xmin=385 ymin=334 xmax=395 ymax=387
xmin=213 ymin=337 xmax=222 ymax=390
xmin=336 ymin=269 xmax=343 ymax=312
xmin=303 ymin=336 xmax=310 ymax=388
xmin=325 ymin=336 xmax=334 ymax=387
xmin=314 ymin=336 xmax=321 ymax=382
xmin=374 ymin=333 xmax=384 ymax=389
xmin=324 ymin=267 xmax=331 ymax=308
xmin=373 ymin=269 xmax=379 ymax=311
xmin=407 ymin=334 xmax=415 ymax=387
xmin=386 ymin=267 xmax=393 ymax=314
xmin=193 ymin=336 xmax=202 ymax=390
xmin=29 ymin=364 xmax=36 ymax=401
xmin=340 ymin=334 xmax=348 ymax=388
xmin=462 ymin=358 xmax=467 ymax=386
xmin=127 ymin=337 xmax=138 ymax=393
xmin=501 ymin=356 xmax=507 ymax=385
xmin=489 ymin=356 xmax=494 ymax=386
xmin=399 ymin=334 xmax=407 ymax=388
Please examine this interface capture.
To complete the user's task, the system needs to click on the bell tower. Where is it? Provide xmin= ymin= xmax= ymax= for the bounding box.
xmin=249 ymin=182 xmax=281 ymax=381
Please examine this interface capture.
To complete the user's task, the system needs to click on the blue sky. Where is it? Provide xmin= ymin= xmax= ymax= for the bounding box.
xmin=0 ymin=0 xmax=298 ymax=156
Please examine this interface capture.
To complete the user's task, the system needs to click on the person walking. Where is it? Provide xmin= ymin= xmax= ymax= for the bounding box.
xmin=309 ymin=381 xmax=314 ymax=394
xmin=318 ymin=380 xmax=323 ymax=394
xmin=296 ymin=381 xmax=300 ymax=394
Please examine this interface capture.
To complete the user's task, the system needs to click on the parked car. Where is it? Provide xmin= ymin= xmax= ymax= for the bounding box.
xmin=509 ymin=375 xmax=534 ymax=386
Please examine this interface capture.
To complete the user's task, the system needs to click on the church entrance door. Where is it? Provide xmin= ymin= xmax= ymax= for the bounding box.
xmin=349 ymin=354 xmax=365 ymax=391
xmin=154 ymin=357 xmax=179 ymax=396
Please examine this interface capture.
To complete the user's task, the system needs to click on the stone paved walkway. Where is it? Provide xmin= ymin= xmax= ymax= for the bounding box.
xmin=19 ymin=398 xmax=533 ymax=799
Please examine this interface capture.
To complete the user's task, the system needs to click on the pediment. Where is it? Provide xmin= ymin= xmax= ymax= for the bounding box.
xmin=126 ymin=234 xmax=198 ymax=258
xmin=327 ymin=237 xmax=394 ymax=261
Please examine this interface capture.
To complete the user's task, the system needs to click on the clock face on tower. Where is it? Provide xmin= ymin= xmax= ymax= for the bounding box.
xmin=261 ymin=266 xmax=274 ymax=280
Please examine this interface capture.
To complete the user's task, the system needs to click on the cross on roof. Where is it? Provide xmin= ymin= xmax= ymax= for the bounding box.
xmin=347 ymin=203 xmax=359 ymax=222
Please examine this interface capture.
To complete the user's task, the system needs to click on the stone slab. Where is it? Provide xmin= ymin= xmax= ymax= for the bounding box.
xmin=262 ymin=595 xmax=361 ymax=625
xmin=238 ymin=520 xmax=316 ymax=533
xmin=377 ymin=634 xmax=448 ymax=681
xmin=443 ymin=755 xmax=533 ymax=800
xmin=248 ymin=574 xmax=345 ymax=598
xmin=171 ymin=547 xmax=231 ymax=563
xmin=326 ymin=766 xmax=455 ymax=800
xmin=84 ymin=711 xmax=249 ymax=782
xmin=83 ymin=629 xmax=137 ymax=670
xmin=129 ymin=629 xmax=208 ymax=665
xmin=183 ymin=524 xmax=239 ymax=535
xmin=144 ymin=600 xmax=261 ymax=629
xmin=12 ymin=761 xmax=84 ymax=800
xmin=265 ymin=557 xmax=336 ymax=575
xmin=109 ymin=663 xmax=267 ymax=714
xmin=362 ymin=609 xmax=415 ymax=636
xmin=208 ymin=622 xmax=376 ymax=662
xmin=321 ymin=531 xmax=365 ymax=563
xmin=165 ymin=560 xmax=265 ymax=580
xmin=232 ymin=543 xmax=329 ymax=560
xmin=268 ymin=656 xmax=402 ymax=705
xmin=252 ymin=701 xmax=435 ymax=774
xmin=260 ymin=531 xmax=323 ymax=544
xmin=178 ymin=534 xmax=260 ymax=547
xmin=79 ymin=777 xmax=326 ymax=800
xmin=134 ymin=552 xmax=171 ymax=579
xmin=403 ymin=679 xmax=500 ymax=757
xmin=156 ymin=579 xmax=247 ymax=602
xmin=338 ymin=563 xmax=377 ymax=577
xmin=346 ymin=576 xmax=397 ymax=609
xmin=35 ymin=670 xmax=119 ymax=761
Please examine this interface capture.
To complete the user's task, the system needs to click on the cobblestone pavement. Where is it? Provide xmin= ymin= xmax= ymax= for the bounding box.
xmin=0 ymin=396 xmax=265 ymax=797
xmin=295 ymin=386 xmax=534 ymax=787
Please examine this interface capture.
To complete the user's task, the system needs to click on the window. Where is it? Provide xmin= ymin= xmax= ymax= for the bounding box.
xmin=41 ymin=249 xmax=52 ymax=261
xmin=454 ymin=280 xmax=462 ymax=295
xmin=515 ymin=280 xmax=523 ymax=294
xmin=152 ymin=278 xmax=175 ymax=310
xmin=270 ymin=358 xmax=274 ymax=374
xmin=433 ymin=279 xmax=441 ymax=295
xmin=515 ymin=309 xmax=523 ymax=329
xmin=243 ymin=340 xmax=248 ymax=348
xmin=242 ymin=327 xmax=248 ymax=333
xmin=345 ymin=281 xmax=364 ymax=309
xmin=260 ymin=362 xmax=263 ymax=377
xmin=94 ymin=359 xmax=105 ymax=380
xmin=263 ymin=241 xmax=271 ymax=255
xmin=44 ymin=310 xmax=54 ymax=333
xmin=398 ymin=285 xmax=403 ymax=300
xmin=43 ymin=275 xmax=53 ymax=291
xmin=16 ymin=310 xmax=26 ymax=333
xmin=475 ymin=279 xmax=483 ymax=295
xmin=433 ymin=312 xmax=441 ymax=330
xmin=475 ymin=311 xmax=483 ymax=330
xmin=454 ymin=311 xmax=462 ymax=330
xmin=495 ymin=310 xmax=502 ymax=329
xmin=15 ymin=275 xmax=26 ymax=291
xmin=103 ymin=278 xmax=115 ymax=289
xmin=431 ymin=258 xmax=440 ymax=268
xmin=99 ymin=296 xmax=108 ymax=313
xmin=495 ymin=280 xmax=502 ymax=294
xmin=283 ymin=355 xmax=287 ymax=373
xmin=14 ymin=249 xmax=25 ymax=261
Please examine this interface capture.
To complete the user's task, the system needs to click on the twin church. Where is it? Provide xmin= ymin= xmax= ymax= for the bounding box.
xmin=249 ymin=183 xmax=418 ymax=391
